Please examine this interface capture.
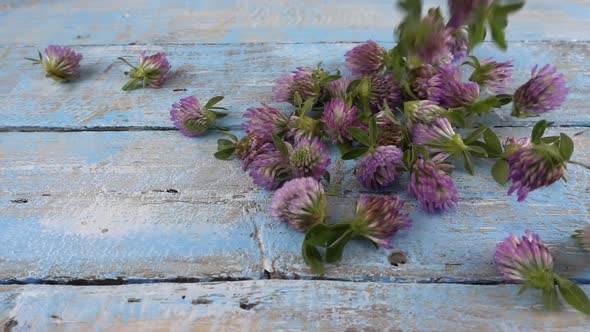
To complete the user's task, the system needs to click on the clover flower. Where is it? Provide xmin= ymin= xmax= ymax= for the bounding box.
xmin=321 ymin=99 xmax=362 ymax=144
xmin=447 ymin=0 xmax=491 ymax=29
xmin=351 ymin=194 xmax=411 ymax=248
xmin=345 ymin=40 xmax=386 ymax=77
xmin=286 ymin=115 xmax=321 ymax=142
xmin=404 ymin=100 xmax=448 ymax=127
xmin=326 ymin=77 xmax=351 ymax=101
xmin=120 ymin=52 xmax=171 ymax=90
xmin=410 ymin=64 xmax=461 ymax=103
xmin=409 ymin=13 xmax=452 ymax=65
xmin=448 ymin=27 xmax=469 ymax=62
xmin=409 ymin=156 xmax=458 ymax=213
xmin=412 ymin=117 xmax=466 ymax=156
xmin=273 ymin=67 xmax=317 ymax=105
xmin=235 ymin=134 xmax=268 ymax=171
xmin=507 ymin=145 xmax=566 ymax=202
xmin=356 ymin=145 xmax=403 ymax=190
xmin=470 ymin=59 xmax=513 ymax=94
xmin=440 ymin=81 xmax=480 ymax=108
xmin=495 ymin=230 xmax=554 ymax=283
xmin=503 ymin=137 xmax=532 ymax=158
xmin=512 ymin=64 xmax=568 ymax=117
xmin=375 ymin=111 xmax=405 ymax=147
xmin=170 ymin=96 xmax=215 ymax=137
xmin=288 ymin=137 xmax=331 ymax=180
xmin=270 ymin=177 xmax=327 ymax=232
xmin=27 ymin=45 xmax=83 ymax=82
xmin=248 ymin=146 xmax=291 ymax=190
xmin=242 ymin=104 xmax=290 ymax=141
xmin=370 ymin=73 xmax=402 ymax=112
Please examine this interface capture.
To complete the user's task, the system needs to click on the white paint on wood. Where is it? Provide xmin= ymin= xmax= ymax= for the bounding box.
xmin=0 ymin=128 xmax=588 ymax=282
xmin=1 ymin=42 xmax=589 ymax=128
xmin=1 ymin=281 xmax=590 ymax=331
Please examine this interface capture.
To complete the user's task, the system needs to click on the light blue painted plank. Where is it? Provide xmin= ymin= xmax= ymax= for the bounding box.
xmin=0 ymin=128 xmax=588 ymax=282
xmin=0 ymin=131 xmax=263 ymax=281
xmin=259 ymin=127 xmax=590 ymax=282
xmin=1 ymin=42 xmax=589 ymax=128
xmin=2 ymin=282 xmax=590 ymax=331
xmin=1 ymin=1 xmax=589 ymax=45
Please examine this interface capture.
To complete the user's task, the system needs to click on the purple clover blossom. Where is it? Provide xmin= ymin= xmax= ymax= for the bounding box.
xmin=503 ymin=137 xmax=532 ymax=158
xmin=270 ymin=177 xmax=327 ymax=232
xmin=242 ymin=104 xmax=290 ymax=141
xmin=321 ymin=99 xmax=362 ymax=144
xmin=507 ymin=145 xmax=566 ymax=202
xmin=248 ymin=145 xmax=291 ymax=190
xmin=410 ymin=14 xmax=453 ymax=65
xmin=169 ymin=96 xmax=215 ymax=137
xmin=409 ymin=156 xmax=458 ymax=213
xmin=235 ymin=134 xmax=268 ymax=171
xmin=120 ymin=52 xmax=171 ymax=90
xmin=512 ymin=64 xmax=568 ymax=117
xmin=440 ymin=81 xmax=480 ymax=108
xmin=412 ymin=117 xmax=465 ymax=155
xmin=470 ymin=59 xmax=514 ymax=94
xmin=326 ymin=77 xmax=351 ymax=101
xmin=288 ymin=137 xmax=331 ymax=180
xmin=273 ymin=67 xmax=317 ymax=105
xmin=495 ymin=230 xmax=554 ymax=283
xmin=404 ymin=100 xmax=448 ymax=127
xmin=375 ymin=111 xmax=405 ymax=147
xmin=345 ymin=40 xmax=386 ymax=77
xmin=137 ymin=52 xmax=171 ymax=87
xmin=351 ymin=194 xmax=411 ymax=248
xmin=410 ymin=64 xmax=461 ymax=103
xmin=447 ymin=0 xmax=491 ymax=29
xmin=355 ymin=146 xmax=404 ymax=190
xmin=35 ymin=45 xmax=83 ymax=82
xmin=447 ymin=27 xmax=469 ymax=62
xmin=370 ymin=73 xmax=402 ymax=112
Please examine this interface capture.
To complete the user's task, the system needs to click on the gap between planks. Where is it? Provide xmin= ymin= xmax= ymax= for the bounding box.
xmin=1 ymin=124 xmax=589 ymax=133
xmin=3 ymin=40 xmax=590 ymax=49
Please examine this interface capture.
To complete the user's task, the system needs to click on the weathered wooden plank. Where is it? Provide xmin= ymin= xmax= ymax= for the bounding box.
xmin=1 ymin=42 xmax=589 ymax=129
xmin=263 ymin=127 xmax=590 ymax=282
xmin=0 ymin=131 xmax=263 ymax=282
xmin=1 ymin=128 xmax=588 ymax=282
xmin=1 ymin=0 xmax=588 ymax=45
xmin=1 ymin=281 xmax=590 ymax=331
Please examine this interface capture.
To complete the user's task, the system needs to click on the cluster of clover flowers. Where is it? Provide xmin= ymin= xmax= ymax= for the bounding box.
xmin=26 ymin=0 xmax=590 ymax=314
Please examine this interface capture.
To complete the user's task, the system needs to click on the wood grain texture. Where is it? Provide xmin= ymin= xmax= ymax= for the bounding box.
xmin=1 ymin=281 xmax=590 ymax=331
xmin=1 ymin=42 xmax=589 ymax=129
xmin=0 ymin=131 xmax=263 ymax=282
xmin=1 ymin=0 xmax=589 ymax=45
xmin=1 ymin=128 xmax=588 ymax=282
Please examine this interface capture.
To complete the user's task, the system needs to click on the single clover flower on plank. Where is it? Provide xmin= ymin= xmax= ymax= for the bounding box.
xmin=26 ymin=45 xmax=83 ymax=82
xmin=271 ymin=177 xmax=327 ymax=232
xmin=170 ymin=95 xmax=227 ymax=137
xmin=408 ymin=155 xmax=458 ymax=213
xmin=119 ymin=52 xmax=171 ymax=91
xmin=512 ymin=64 xmax=568 ymax=117
xmin=496 ymin=230 xmax=590 ymax=314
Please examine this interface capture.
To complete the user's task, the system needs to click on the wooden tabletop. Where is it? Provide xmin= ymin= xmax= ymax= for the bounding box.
xmin=1 ymin=1 xmax=590 ymax=331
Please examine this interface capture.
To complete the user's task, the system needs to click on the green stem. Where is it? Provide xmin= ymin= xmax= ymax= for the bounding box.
xmin=569 ymin=160 xmax=590 ymax=170
xmin=24 ymin=57 xmax=42 ymax=64
xmin=118 ymin=57 xmax=138 ymax=70
xmin=328 ymin=228 xmax=354 ymax=249
xmin=213 ymin=125 xmax=230 ymax=132
xmin=122 ymin=78 xmax=140 ymax=91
